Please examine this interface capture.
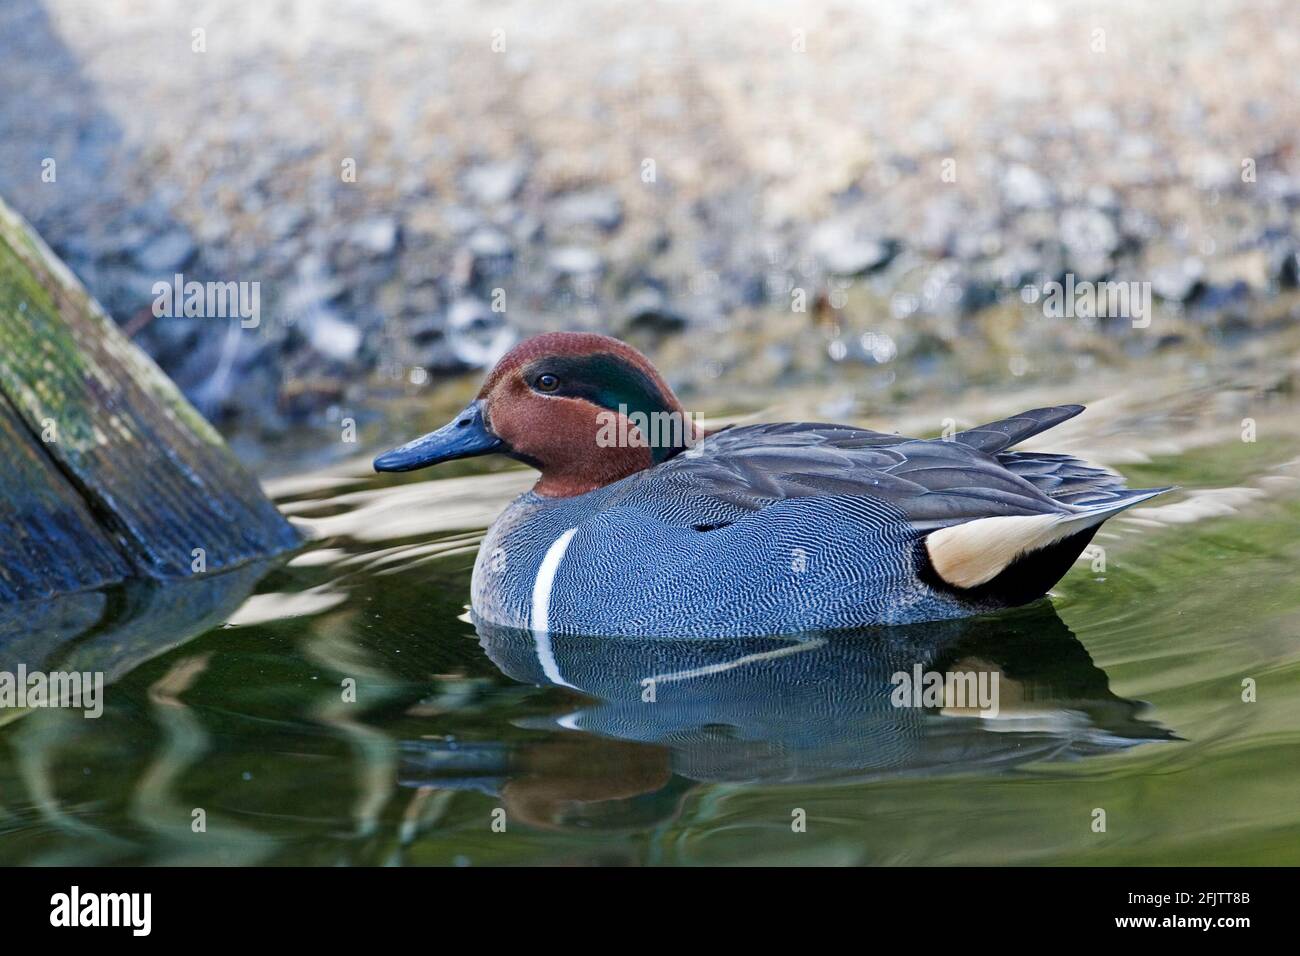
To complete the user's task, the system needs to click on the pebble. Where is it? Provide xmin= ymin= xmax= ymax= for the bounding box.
xmin=1060 ymin=207 xmax=1121 ymax=257
xmin=446 ymin=297 xmax=516 ymax=367
xmin=1151 ymin=259 xmax=1206 ymax=303
xmin=809 ymin=218 xmax=897 ymax=276
xmin=133 ymin=229 xmax=197 ymax=274
xmin=1001 ymin=164 xmax=1055 ymax=211
xmin=462 ymin=161 xmax=526 ymax=204
xmin=548 ymin=245 xmax=604 ymax=276
xmin=305 ymin=311 xmax=363 ymax=362
xmin=348 ymin=216 xmax=399 ymax=257
xmin=620 ymin=288 xmax=688 ymax=334
xmin=549 ymin=189 xmax=624 ymax=232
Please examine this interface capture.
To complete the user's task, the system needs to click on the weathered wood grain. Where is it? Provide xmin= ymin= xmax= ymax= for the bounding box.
xmin=0 ymin=392 xmax=133 ymax=601
xmin=0 ymin=197 xmax=301 ymax=598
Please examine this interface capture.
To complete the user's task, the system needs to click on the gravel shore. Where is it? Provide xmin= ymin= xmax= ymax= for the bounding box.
xmin=2 ymin=0 xmax=1298 ymax=466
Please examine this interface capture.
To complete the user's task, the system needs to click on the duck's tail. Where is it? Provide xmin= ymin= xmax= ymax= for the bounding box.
xmin=925 ymin=487 xmax=1171 ymax=591
xmin=952 ymin=405 xmax=1085 ymax=454
xmin=959 ymin=403 xmax=1169 ymax=507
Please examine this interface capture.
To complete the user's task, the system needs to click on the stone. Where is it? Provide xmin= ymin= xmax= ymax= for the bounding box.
xmin=305 ymin=311 xmax=363 ymax=362
xmin=1002 ymin=164 xmax=1055 ymax=210
xmin=550 ymin=189 xmax=623 ymax=231
xmin=348 ymin=216 xmax=399 ymax=257
xmin=548 ymin=245 xmax=604 ymax=275
xmin=1151 ymin=259 xmax=1205 ymax=303
xmin=620 ymin=288 xmax=688 ymax=334
xmin=446 ymin=297 xmax=516 ymax=367
xmin=462 ymin=161 xmax=526 ymax=204
xmin=133 ymin=229 xmax=196 ymax=274
xmin=1060 ymin=207 xmax=1120 ymax=257
xmin=810 ymin=218 xmax=897 ymax=276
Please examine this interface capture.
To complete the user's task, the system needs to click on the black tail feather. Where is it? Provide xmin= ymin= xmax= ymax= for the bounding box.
xmin=954 ymin=405 xmax=1085 ymax=454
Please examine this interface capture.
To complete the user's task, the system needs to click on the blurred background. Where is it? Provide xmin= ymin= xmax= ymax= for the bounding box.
xmin=3 ymin=0 xmax=1299 ymax=472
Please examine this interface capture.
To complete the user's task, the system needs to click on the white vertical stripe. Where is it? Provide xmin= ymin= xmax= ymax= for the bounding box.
xmin=533 ymin=629 xmax=576 ymax=688
xmin=531 ymin=527 xmax=578 ymax=636
xmin=530 ymin=527 xmax=578 ymax=688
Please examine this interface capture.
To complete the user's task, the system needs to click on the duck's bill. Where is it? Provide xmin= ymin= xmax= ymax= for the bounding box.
xmin=373 ymin=400 xmax=504 ymax=472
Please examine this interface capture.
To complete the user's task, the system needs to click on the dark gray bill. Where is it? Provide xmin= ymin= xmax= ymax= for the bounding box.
xmin=373 ymin=400 xmax=504 ymax=472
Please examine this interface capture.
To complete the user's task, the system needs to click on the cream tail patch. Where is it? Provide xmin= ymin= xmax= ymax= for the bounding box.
xmin=925 ymin=491 xmax=1164 ymax=589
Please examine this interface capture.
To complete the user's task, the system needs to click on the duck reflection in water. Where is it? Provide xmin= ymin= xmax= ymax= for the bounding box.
xmin=399 ymin=604 xmax=1175 ymax=831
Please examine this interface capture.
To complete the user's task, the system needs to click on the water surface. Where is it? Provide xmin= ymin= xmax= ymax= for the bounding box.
xmin=3 ymin=361 xmax=1300 ymax=865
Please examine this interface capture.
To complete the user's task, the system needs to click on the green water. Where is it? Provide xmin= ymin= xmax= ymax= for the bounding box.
xmin=2 ymin=370 xmax=1300 ymax=865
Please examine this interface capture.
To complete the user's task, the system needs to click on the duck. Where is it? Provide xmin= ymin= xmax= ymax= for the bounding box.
xmin=374 ymin=332 xmax=1168 ymax=638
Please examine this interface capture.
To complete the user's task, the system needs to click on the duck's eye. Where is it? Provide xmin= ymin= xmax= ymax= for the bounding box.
xmin=535 ymin=373 xmax=560 ymax=393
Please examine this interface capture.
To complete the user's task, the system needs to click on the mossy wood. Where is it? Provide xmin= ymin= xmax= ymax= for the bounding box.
xmin=0 ymin=197 xmax=301 ymax=601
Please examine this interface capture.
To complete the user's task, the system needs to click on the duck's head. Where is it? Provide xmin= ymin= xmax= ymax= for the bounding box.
xmin=373 ymin=332 xmax=701 ymax=497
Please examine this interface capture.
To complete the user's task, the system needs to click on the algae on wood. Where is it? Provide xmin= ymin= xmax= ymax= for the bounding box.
xmin=0 ymin=197 xmax=301 ymax=600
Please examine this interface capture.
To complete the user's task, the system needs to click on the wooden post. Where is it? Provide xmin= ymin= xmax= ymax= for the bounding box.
xmin=0 ymin=197 xmax=301 ymax=602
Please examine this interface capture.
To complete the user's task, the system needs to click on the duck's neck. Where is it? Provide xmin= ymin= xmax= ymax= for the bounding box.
xmin=530 ymin=407 xmax=703 ymax=498
xmin=532 ymin=443 xmax=654 ymax=498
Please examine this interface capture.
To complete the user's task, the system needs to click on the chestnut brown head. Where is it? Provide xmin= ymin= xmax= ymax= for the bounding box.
xmin=374 ymin=332 xmax=700 ymax=496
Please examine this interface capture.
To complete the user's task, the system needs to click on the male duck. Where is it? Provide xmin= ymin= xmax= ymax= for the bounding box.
xmin=374 ymin=332 xmax=1166 ymax=637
